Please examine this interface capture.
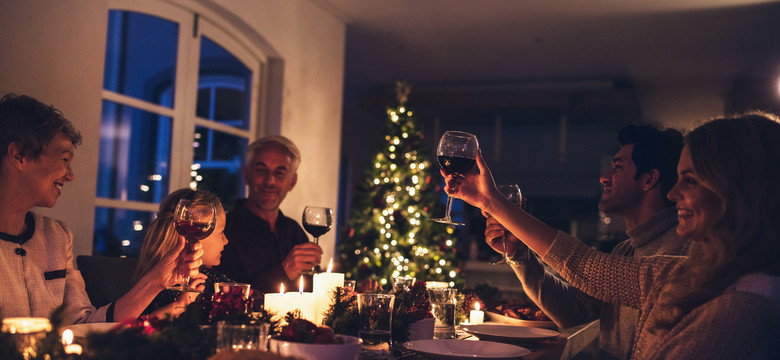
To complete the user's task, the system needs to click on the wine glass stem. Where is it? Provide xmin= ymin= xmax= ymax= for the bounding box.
xmin=313 ymin=237 xmax=319 ymax=245
xmin=444 ymin=196 xmax=454 ymax=220
xmin=503 ymin=235 xmax=509 ymax=261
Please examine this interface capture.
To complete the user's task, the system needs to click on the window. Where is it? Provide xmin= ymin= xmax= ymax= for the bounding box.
xmin=95 ymin=3 xmax=263 ymax=256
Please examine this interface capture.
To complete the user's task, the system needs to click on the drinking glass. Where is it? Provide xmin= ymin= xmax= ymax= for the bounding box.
xmin=489 ymin=184 xmax=523 ymax=265
xmin=427 ymin=287 xmax=458 ymax=339
xmin=302 ymin=206 xmax=333 ymax=274
xmin=217 ymin=321 xmax=270 ymax=352
xmin=432 ymin=131 xmax=479 ymax=226
xmin=168 ymin=198 xmax=216 ymax=292
xmin=357 ymin=293 xmax=395 ymax=357
xmin=392 ymin=275 xmax=415 ymax=292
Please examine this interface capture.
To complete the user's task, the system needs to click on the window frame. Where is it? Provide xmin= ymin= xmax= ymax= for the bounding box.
xmin=96 ymin=0 xmax=265 ymax=250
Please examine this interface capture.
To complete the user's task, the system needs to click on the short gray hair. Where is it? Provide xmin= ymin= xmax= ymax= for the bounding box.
xmin=245 ymin=135 xmax=301 ymax=172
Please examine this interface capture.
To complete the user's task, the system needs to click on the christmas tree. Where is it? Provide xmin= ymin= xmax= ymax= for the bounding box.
xmin=339 ymin=82 xmax=464 ymax=289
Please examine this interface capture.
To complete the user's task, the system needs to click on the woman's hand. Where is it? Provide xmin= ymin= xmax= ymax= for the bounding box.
xmin=151 ymin=236 xmax=204 ymax=290
xmin=441 ymin=150 xmax=501 ymax=212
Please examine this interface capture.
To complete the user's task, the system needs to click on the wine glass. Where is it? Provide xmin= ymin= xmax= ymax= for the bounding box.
xmin=302 ymin=206 xmax=333 ymax=274
xmin=168 ymin=198 xmax=216 ymax=292
xmin=432 ymin=131 xmax=479 ymax=226
xmin=489 ymin=184 xmax=523 ymax=265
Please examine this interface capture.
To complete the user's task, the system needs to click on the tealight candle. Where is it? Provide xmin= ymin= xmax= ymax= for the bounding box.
xmin=61 ymin=329 xmax=83 ymax=355
xmin=2 ymin=317 xmax=52 ymax=359
xmin=313 ymin=258 xmax=345 ymax=324
xmin=469 ymin=302 xmax=485 ymax=324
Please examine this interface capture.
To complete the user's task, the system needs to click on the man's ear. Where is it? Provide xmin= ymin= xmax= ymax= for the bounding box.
xmin=641 ymin=169 xmax=660 ymax=191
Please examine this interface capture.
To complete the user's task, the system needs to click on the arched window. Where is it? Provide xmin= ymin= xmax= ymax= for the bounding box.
xmin=95 ymin=1 xmax=264 ymax=256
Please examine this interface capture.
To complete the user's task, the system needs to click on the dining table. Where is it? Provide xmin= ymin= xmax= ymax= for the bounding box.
xmin=395 ymin=319 xmax=600 ymax=360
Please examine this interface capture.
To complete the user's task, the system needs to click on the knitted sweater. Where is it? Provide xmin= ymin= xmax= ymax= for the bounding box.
xmin=544 ymin=231 xmax=780 ymax=359
xmin=511 ymin=208 xmax=687 ymax=360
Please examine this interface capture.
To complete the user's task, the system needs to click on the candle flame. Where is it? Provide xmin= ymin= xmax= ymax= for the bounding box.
xmin=62 ymin=329 xmax=74 ymax=345
xmin=327 ymin=258 xmax=333 ymax=273
xmin=299 ymin=276 xmax=304 ymax=294
xmin=280 ymin=283 xmax=285 ymax=294
xmin=475 ymin=302 xmax=481 ymax=311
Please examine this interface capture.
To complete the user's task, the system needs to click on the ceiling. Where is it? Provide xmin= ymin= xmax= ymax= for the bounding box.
xmin=317 ymin=0 xmax=780 ymax=105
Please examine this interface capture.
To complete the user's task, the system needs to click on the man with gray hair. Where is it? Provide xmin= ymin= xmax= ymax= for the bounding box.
xmin=216 ymin=135 xmax=322 ymax=294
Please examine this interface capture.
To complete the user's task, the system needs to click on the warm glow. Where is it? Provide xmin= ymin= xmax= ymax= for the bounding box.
xmin=299 ymin=276 xmax=304 ymax=293
xmin=475 ymin=302 xmax=481 ymax=311
xmin=61 ymin=329 xmax=73 ymax=345
xmin=326 ymin=258 xmax=334 ymax=273
xmin=280 ymin=283 xmax=285 ymax=294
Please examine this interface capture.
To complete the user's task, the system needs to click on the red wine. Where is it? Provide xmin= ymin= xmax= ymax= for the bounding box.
xmin=175 ymin=220 xmax=214 ymax=244
xmin=438 ymin=156 xmax=476 ymax=174
xmin=304 ymin=224 xmax=331 ymax=238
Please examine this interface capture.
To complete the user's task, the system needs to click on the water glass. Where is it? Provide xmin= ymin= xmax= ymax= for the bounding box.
xmin=392 ymin=275 xmax=415 ymax=292
xmin=215 ymin=282 xmax=252 ymax=298
xmin=357 ymin=293 xmax=395 ymax=357
xmin=216 ymin=321 xmax=270 ymax=352
xmin=427 ymin=288 xmax=457 ymax=339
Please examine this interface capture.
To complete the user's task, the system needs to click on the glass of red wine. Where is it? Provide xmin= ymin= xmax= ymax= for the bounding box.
xmin=432 ymin=131 xmax=479 ymax=226
xmin=168 ymin=198 xmax=216 ymax=293
xmin=302 ymin=206 xmax=332 ymax=274
xmin=489 ymin=184 xmax=523 ymax=265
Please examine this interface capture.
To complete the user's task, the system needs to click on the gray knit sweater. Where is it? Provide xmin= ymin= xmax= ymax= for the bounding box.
xmin=510 ymin=208 xmax=687 ymax=360
xmin=544 ymin=230 xmax=780 ymax=359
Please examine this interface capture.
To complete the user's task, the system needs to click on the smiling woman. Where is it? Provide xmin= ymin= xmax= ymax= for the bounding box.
xmin=440 ymin=111 xmax=780 ymax=359
xmin=0 ymin=94 xmax=202 ymax=325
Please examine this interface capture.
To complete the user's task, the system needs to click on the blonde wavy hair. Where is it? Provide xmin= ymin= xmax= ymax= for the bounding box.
xmin=133 ymin=188 xmax=222 ymax=283
xmin=649 ymin=111 xmax=780 ymax=334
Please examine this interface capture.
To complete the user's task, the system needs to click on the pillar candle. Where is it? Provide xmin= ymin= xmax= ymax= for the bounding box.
xmin=312 ymin=259 xmax=345 ymax=324
xmin=263 ymin=279 xmax=318 ymax=323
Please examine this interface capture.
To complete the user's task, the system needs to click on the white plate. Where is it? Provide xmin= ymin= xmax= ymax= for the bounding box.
xmin=461 ymin=324 xmax=559 ymax=344
xmin=403 ymin=339 xmax=531 ymax=359
xmin=486 ymin=311 xmax=557 ymax=329
xmin=62 ymin=322 xmax=120 ymax=338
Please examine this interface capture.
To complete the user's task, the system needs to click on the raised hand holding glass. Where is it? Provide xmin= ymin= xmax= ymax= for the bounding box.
xmin=433 ymin=131 xmax=479 ymax=226
xmin=168 ymin=198 xmax=216 ymax=292
xmin=302 ymin=206 xmax=332 ymax=274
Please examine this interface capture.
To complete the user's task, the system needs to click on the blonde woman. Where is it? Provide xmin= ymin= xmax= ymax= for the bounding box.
xmin=134 ymin=188 xmax=230 ymax=319
xmin=442 ymin=112 xmax=780 ymax=359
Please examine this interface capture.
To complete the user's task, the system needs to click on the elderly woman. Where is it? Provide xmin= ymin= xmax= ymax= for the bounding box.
xmin=442 ymin=112 xmax=780 ymax=359
xmin=0 ymin=93 xmax=202 ymax=324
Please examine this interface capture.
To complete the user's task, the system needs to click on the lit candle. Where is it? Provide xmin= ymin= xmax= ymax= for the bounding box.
xmin=313 ymin=259 xmax=345 ymax=324
xmin=294 ymin=276 xmax=317 ymax=322
xmin=263 ymin=283 xmax=288 ymax=321
xmin=61 ymin=329 xmax=83 ymax=355
xmin=469 ymin=302 xmax=485 ymax=324
xmin=263 ymin=279 xmax=317 ymax=324
xmin=1 ymin=317 xmax=52 ymax=359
